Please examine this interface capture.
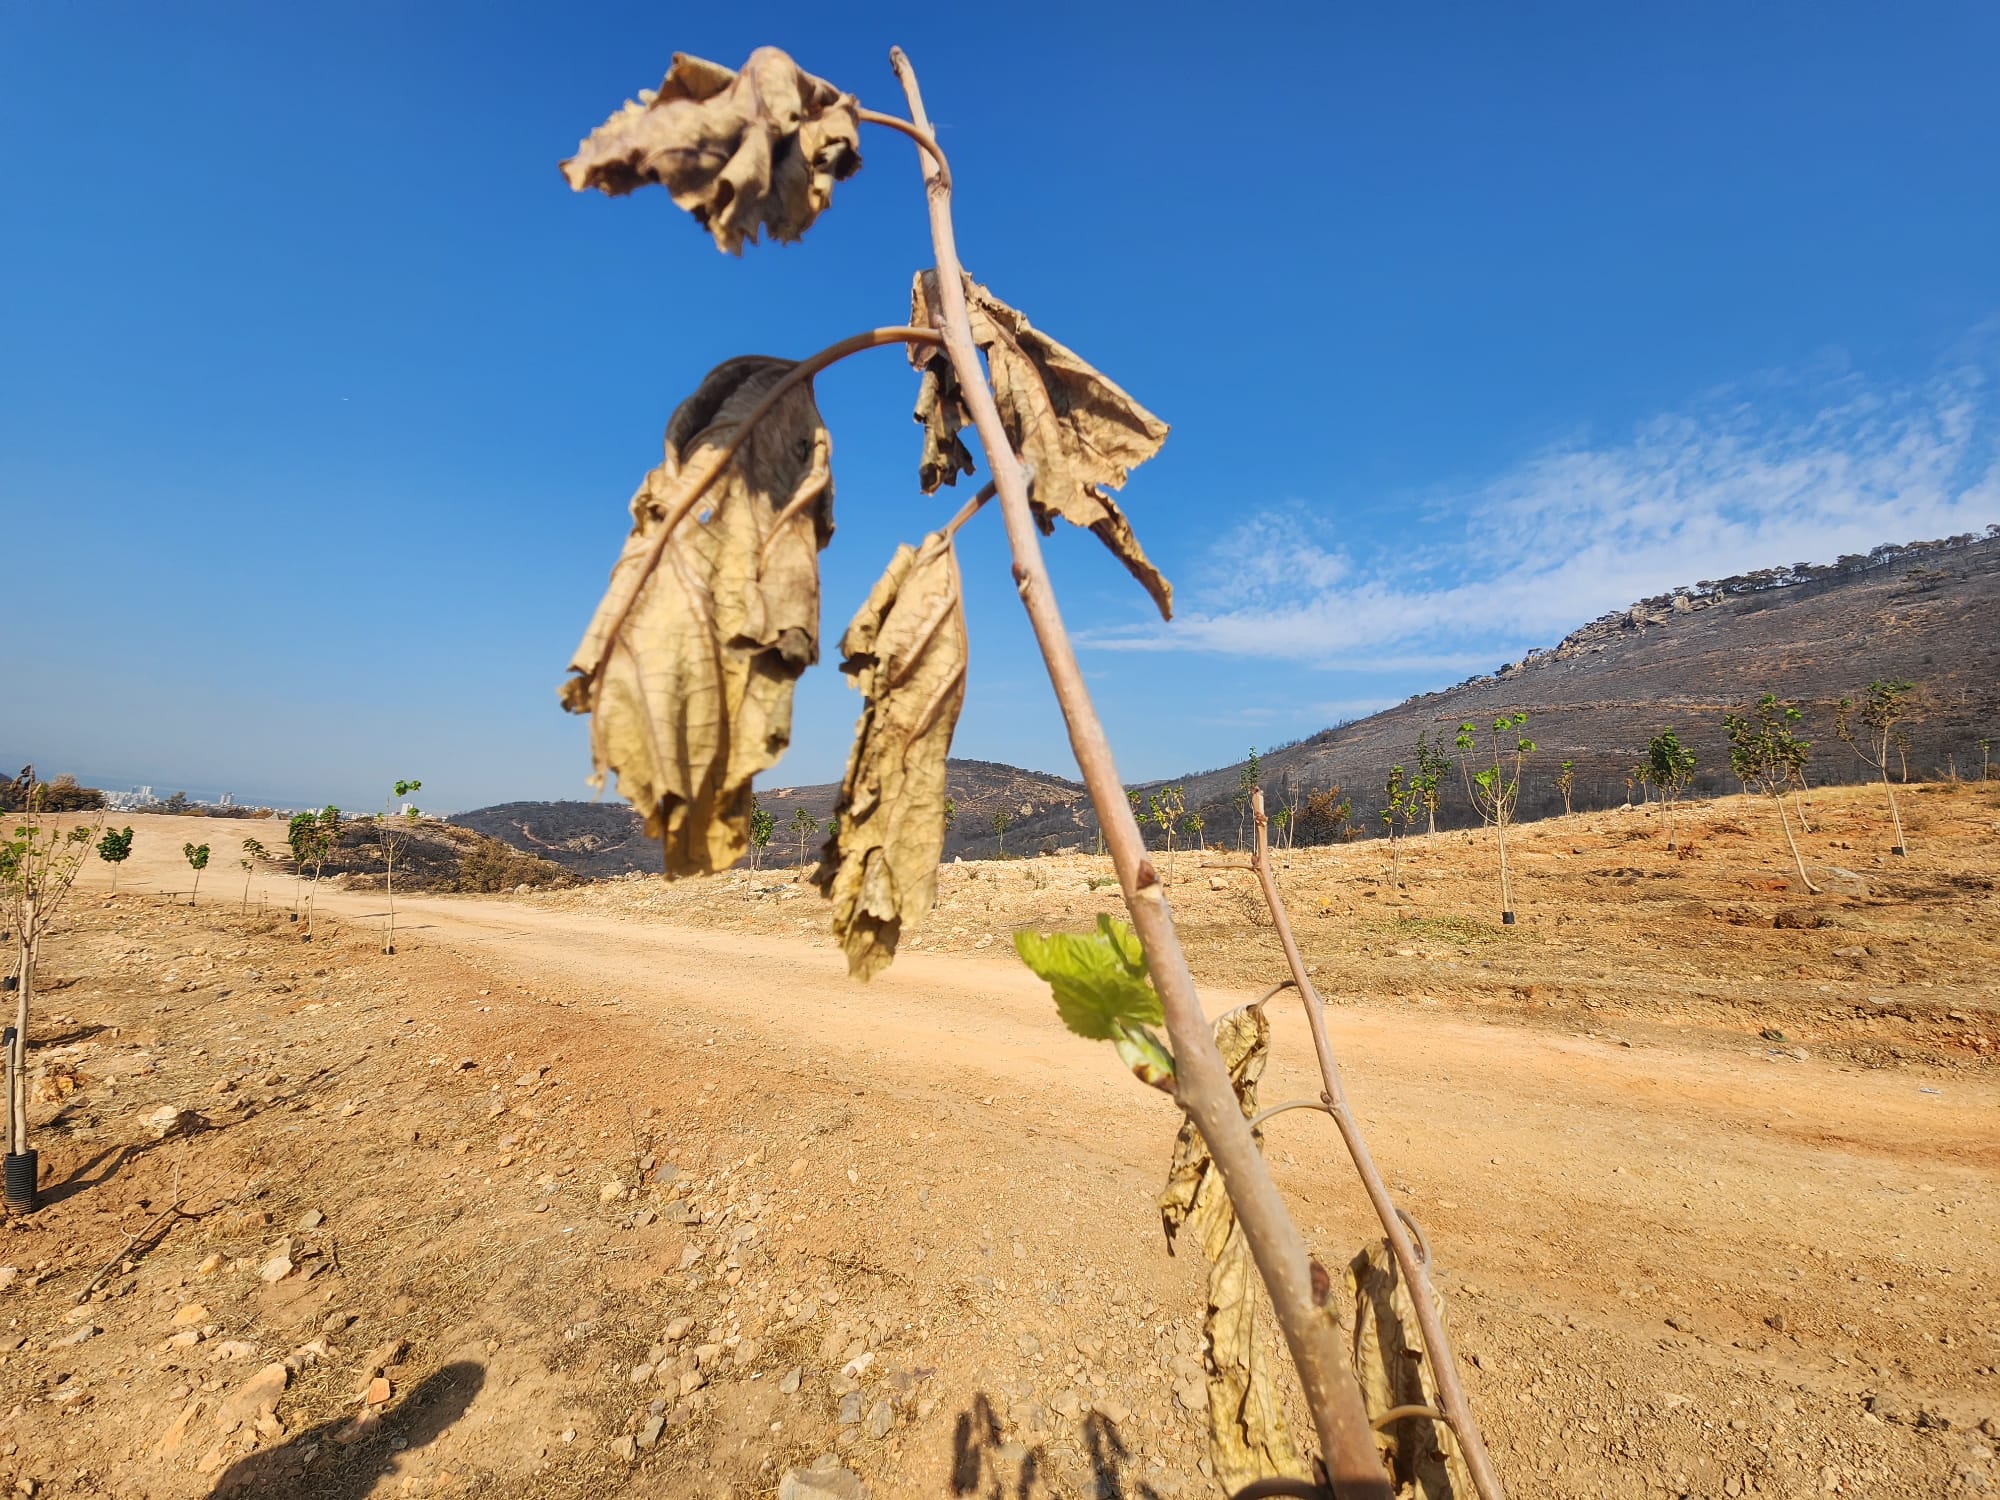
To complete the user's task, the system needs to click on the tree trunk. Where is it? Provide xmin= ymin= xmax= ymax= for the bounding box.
xmin=10 ymin=903 xmax=34 ymax=1156
xmin=1774 ymin=792 xmax=1821 ymax=893
xmin=1495 ymin=818 xmax=1514 ymax=919
xmin=1882 ymin=764 xmax=1908 ymax=854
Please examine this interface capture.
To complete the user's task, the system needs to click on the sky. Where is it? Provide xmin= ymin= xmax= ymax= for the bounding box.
xmin=3 ymin=2 xmax=1997 ymax=813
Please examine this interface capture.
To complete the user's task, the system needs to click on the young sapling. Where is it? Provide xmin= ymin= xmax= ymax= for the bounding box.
xmin=182 ymin=842 xmax=210 ymax=906
xmin=788 ymin=805 xmax=820 ymax=869
xmin=95 ymin=826 xmax=134 ymax=891
xmin=1836 ymin=681 xmax=1915 ymax=855
xmin=376 ymin=778 xmax=423 ymax=953
xmin=1725 ymin=694 xmax=1819 ymax=892
xmin=1553 ymin=760 xmax=1575 ymax=817
xmin=1643 ymin=729 xmax=1696 ymax=850
xmin=1234 ymin=745 xmax=1261 ymax=849
xmin=551 ymin=46 xmax=1504 ymax=1492
xmin=1456 ymin=713 xmax=1534 ymax=923
xmin=748 ymin=796 xmax=776 ymax=870
xmin=1412 ymin=729 xmax=1450 ymax=839
xmin=1 ymin=792 xmax=98 ymax=1208
xmin=240 ymin=837 xmax=268 ymax=912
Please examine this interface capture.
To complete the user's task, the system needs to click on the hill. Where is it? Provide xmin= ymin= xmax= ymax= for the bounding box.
xmin=462 ymin=530 xmax=2000 ymax=873
xmin=451 ymin=759 xmax=1088 ymax=877
xmin=1157 ymin=529 xmax=2000 ymax=843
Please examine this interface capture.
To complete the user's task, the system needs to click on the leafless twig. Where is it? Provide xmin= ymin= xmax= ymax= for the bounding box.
xmin=1248 ymin=790 xmax=1506 ymax=1500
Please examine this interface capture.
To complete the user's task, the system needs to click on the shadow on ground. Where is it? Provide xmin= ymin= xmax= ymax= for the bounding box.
xmin=207 ymin=1360 xmax=485 ymax=1498
xmin=950 ymin=1393 xmax=1161 ymax=1500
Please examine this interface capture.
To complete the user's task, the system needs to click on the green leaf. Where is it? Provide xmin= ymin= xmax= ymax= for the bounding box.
xmin=1014 ymin=914 xmax=1164 ymax=1041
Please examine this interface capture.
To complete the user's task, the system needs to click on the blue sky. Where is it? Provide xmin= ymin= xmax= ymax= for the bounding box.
xmin=3 ymin=2 xmax=1996 ymax=812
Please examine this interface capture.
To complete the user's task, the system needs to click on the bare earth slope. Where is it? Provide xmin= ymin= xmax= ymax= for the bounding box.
xmin=4 ymin=789 xmax=1997 ymax=1499
xmin=1169 ymin=533 xmax=2000 ymax=835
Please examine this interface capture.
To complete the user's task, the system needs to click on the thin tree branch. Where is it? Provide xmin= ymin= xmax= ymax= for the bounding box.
xmin=856 ymin=107 xmax=952 ymax=189
xmin=888 ymin=45 xmax=1391 ymax=1500
xmin=940 ymin=480 xmax=998 ymax=541
xmin=1249 ymin=790 xmax=1507 ymax=1500
xmin=587 ymin=325 xmax=946 ymax=684
xmin=1248 ymin=1098 xmax=1330 ymax=1132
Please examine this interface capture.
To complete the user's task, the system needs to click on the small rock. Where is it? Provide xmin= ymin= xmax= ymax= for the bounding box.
xmin=214 ymin=1362 xmax=289 ymax=1435
xmin=664 ymin=1316 xmax=694 ymax=1342
xmin=172 ymin=1303 xmax=210 ymax=1328
xmin=259 ymin=1256 xmax=294 ymax=1283
xmin=779 ymin=1461 xmax=868 ymax=1500
xmin=864 ymin=1397 xmax=894 ymax=1440
xmin=364 ymin=1376 xmax=392 ymax=1406
xmin=296 ymin=1209 xmax=324 ymax=1230
xmin=780 ymin=1366 xmax=803 ymax=1395
xmin=610 ymin=1433 xmax=638 ymax=1461
xmin=637 ymin=1414 xmax=665 ymax=1450
xmin=600 ymin=1181 xmax=626 ymax=1205
xmin=837 ymin=1391 xmax=864 ymax=1426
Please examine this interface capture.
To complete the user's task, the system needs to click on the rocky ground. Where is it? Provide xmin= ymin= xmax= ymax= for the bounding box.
xmin=2 ymin=784 xmax=1996 ymax=1499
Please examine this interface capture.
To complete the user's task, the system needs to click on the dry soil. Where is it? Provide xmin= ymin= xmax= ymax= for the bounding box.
xmin=3 ymin=782 xmax=1996 ymax=1499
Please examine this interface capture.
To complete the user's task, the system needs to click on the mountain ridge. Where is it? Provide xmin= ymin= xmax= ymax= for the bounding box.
xmin=458 ymin=527 xmax=2000 ymax=873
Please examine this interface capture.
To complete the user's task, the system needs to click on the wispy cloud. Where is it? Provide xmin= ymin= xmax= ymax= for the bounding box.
xmin=1087 ymin=354 xmax=2000 ymax=664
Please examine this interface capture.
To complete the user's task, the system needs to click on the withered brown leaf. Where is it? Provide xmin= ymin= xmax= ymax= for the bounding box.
xmin=561 ymin=357 xmax=832 ymax=875
xmin=1159 ymin=1003 xmax=1312 ymax=1489
xmin=562 ymin=48 xmax=861 ymax=254
xmin=910 ymin=272 xmax=1173 ymax=618
xmin=1348 ymin=1243 xmax=1472 ymax=1497
xmin=813 ymin=530 xmax=968 ymax=979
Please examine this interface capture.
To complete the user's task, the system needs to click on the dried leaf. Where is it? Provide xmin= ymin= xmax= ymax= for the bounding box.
xmin=562 ymin=48 xmax=861 ymax=254
xmin=1159 ymin=1003 xmax=1310 ymax=1489
xmin=562 ymin=356 xmax=832 ymax=874
xmin=1347 ymin=1243 xmax=1472 ymax=1498
xmin=812 ymin=530 xmax=967 ymax=978
xmin=910 ymin=272 xmax=1173 ymax=617
xmin=912 ymin=357 xmax=975 ymax=494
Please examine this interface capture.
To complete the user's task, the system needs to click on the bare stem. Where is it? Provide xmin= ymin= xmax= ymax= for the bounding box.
xmin=589 ymin=325 xmax=945 ymax=677
xmin=889 ymin=45 xmax=1390 ymax=1498
xmin=940 ymin=479 xmax=998 ymax=541
xmin=1248 ymin=1098 xmax=1331 ymax=1132
xmin=856 ymin=107 xmax=952 ymax=189
xmin=1249 ymin=790 xmax=1507 ymax=1500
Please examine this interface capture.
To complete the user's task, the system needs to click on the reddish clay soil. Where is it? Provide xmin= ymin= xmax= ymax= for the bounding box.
xmin=4 ymin=783 xmax=1996 ymax=1499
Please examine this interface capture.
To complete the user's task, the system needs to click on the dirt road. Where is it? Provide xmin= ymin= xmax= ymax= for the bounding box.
xmin=6 ymin=803 xmax=1997 ymax=1498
